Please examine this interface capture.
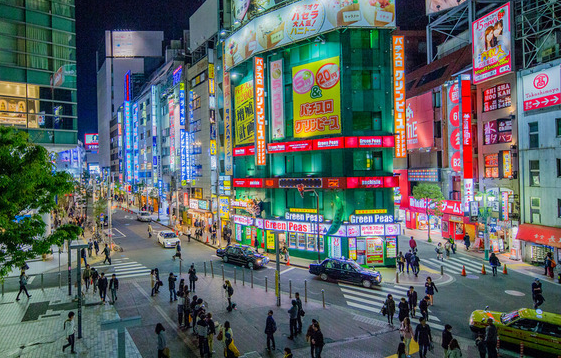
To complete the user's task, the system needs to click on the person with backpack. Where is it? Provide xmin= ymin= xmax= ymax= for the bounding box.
xmin=287 ymin=300 xmax=298 ymax=340
xmin=16 ymin=271 xmax=31 ymax=301
xmin=188 ymin=264 xmax=197 ymax=292
xmin=397 ymin=251 xmax=405 ymax=273
xmin=83 ymin=264 xmax=92 ymax=292
xmin=102 ymin=244 xmax=111 ymax=265
xmin=411 ymin=253 xmax=420 ymax=277
xmin=265 ymin=310 xmax=277 ymax=352
xmin=206 ymin=313 xmax=216 ymax=355
xmin=168 ymin=272 xmax=177 ymax=302
xmin=109 ymin=274 xmax=119 ymax=304
xmin=224 ymin=280 xmax=235 ymax=312
xmin=405 ymin=250 xmax=413 ymax=274
xmin=489 ymin=253 xmax=501 ymax=276
xmin=62 ymin=312 xmax=76 ymax=354
xmin=196 ymin=312 xmax=209 ymax=357
xmin=98 ymin=272 xmax=108 ymax=303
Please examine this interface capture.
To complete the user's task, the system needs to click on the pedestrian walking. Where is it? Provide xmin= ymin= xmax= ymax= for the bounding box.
xmin=425 ymin=277 xmax=438 ymax=305
xmin=196 ymin=312 xmax=210 ymax=357
xmin=80 ymin=247 xmax=88 ymax=266
xmin=475 ymin=333 xmax=486 ymax=358
xmin=177 ymin=288 xmax=186 ymax=327
xmin=62 ymin=312 xmax=76 ymax=354
xmin=419 ymin=296 xmax=430 ymax=321
xmin=168 ymin=272 xmax=177 ymax=302
xmin=409 ymin=236 xmax=417 ymax=252
xmin=93 ymin=239 xmax=99 ymax=256
xmin=83 ymin=264 xmax=91 ymax=292
xmin=489 ymin=253 xmax=500 ymax=276
xmin=405 ymin=250 xmax=413 ymax=273
xmin=109 ymin=273 xmax=119 ymax=304
xmin=384 ymin=294 xmax=396 ymax=325
xmin=188 ymin=264 xmax=197 ymax=292
xmin=16 ymin=271 xmax=31 ymax=301
xmin=98 ymin=272 xmax=108 ymax=302
xmin=311 ymin=322 xmax=324 ymax=358
xmin=435 ymin=243 xmax=444 ymax=261
xmin=485 ymin=318 xmax=498 ymax=358
xmin=531 ymin=278 xmax=544 ymax=309
xmin=396 ymin=342 xmax=407 ymax=358
xmin=254 ymin=236 xmax=260 ymax=253
xmin=224 ymin=331 xmax=240 ymax=358
xmin=441 ymin=324 xmax=453 ymax=357
xmin=148 ymin=223 xmax=153 ymax=238
xmin=447 ymin=339 xmax=462 ymax=358
xmin=398 ymin=297 xmax=409 ymax=322
xmin=206 ymin=313 xmax=216 ymax=354
xmin=87 ymin=239 xmax=93 ymax=257
xmin=102 ymin=243 xmax=111 ymax=265
xmin=173 ymin=242 xmax=182 ymax=261
xmin=414 ymin=317 xmax=432 ymax=358
xmin=265 ymin=310 xmax=277 ymax=351
xmin=397 ymin=251 xmax=405 ymax=273
xmin=295 ymin=292 xmax=304 ymax=333
xmin=224 ymin=280 xmax=235 ymax=311
xmin=282 ymin=245 xmax=289 ymax=262
xmin=283 ymin=347 xmax=293 ymax=358
xmin=411 ymin=253 xmax=420 ymax=277
xmin=450 ymin=239 xmax=457 ymax=254
xmin=544 ymin=252 xmax=555 ymax=278
xmin=463 ymin=233 xmax=470 ymax=251
xmin=306 ymin=319 xmax=319 ymax=358
xmin=407 ymin=286 xmax=418 ymax=317
xmin=399 ymin=317 xmax=414 ymax=357
xmin=155 ymin=323 xmax=168 ymax=358
xmin=444 ymin=241 xmax=451 ymax=259
xmin=91 ymin=267 xmax=99 ymax=294
xmin=287 ymin=300 xmax=298 ymax=339
xmin=150 ymin=269 xmax=157 ymax=296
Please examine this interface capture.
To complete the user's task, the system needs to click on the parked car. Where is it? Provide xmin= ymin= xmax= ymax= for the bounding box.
xmin=216 ymin=244 xmax=269 ymax=269
xmin=137 ymin=211 xmax=151 ymax=222
xmin=309 ymin=257 xmax=382 ymax=288
xmin=157 ymin=230 xmax=180 ymax=248
xmin=469 ymin=308 xmax=561 ymax=355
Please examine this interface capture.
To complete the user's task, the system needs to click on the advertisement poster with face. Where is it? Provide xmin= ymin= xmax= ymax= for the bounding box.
xmin=426 ymin=0 xmax=467 ymax=14
xmin=472 ymin=3 xmax=512 ymax=84
xmin=292 ymin=56 xmax=341 ymax=138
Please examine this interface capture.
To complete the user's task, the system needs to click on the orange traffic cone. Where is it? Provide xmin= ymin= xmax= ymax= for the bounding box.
xmin=481 ymin=264 xmax=487 ymax=275
xmin=206 ymin=235 xmax=209 ymax=244
xmin=461 ymin=265 xmax=466 ymax=276
xmin=286 ymin=257 xmax=290 ymax=266
xmin=503 ymin=264 xmax=508 ymax=275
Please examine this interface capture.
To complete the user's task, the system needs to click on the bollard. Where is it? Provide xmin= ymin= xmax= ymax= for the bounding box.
xmin=321 ymin=289 xmax=325 ymax=308
xmin=234 ymin=267 xmax=237 ymax=284
xmin=210 ymin=261 xmax=214 ymax=278
xmin=520 ymin=341 xmax=524 ymax=358
xmin=289 ymin=279 xmax=292 ymax=298
xmin=41 ymin=273 xmax=44 ymax=291
xmin=1 ymin=281 xmax=3 ymax=296
xmin=441 ymin=265 xmax=444 ymax=275
xmin=265 ymin=276 xmax=268 ymax=292
xmin=59 ymin=272 xmax=61 ymax=289
xmin=251 ymin=268 xmax=254 ymax=288
xmin=304 ymin=280 xmax=308 ymax=303
xmin=179 ymin=261 xmax=182 ymax=276
xmin=242 ymin=268 xmax=245 ymax=286
xmin=497 ymin=336 xmax=500 ymax=355
xmin=395 ymin=270 xmax=399 ymax=284
xmin=204 ymin=262 xmax=207 ymax=277
xmin=221 ymin=265 xmax=225 ymax=282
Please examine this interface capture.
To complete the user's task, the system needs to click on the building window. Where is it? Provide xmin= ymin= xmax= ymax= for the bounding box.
xmin=558 ymin=159 xmax=561 ymax=177
xmin=558 ymin=199 xmax=561 ymax=218
xmin=529 ymin=122 xmax=539 ymax=148
xmin=353 ymin=151 xmax=382 ymax=171
xmin=530 ymin=197 xmax=541 ymax=224
xmin=556 ymin=118 xmax=561 ymax=137
xmin=529 ymin=160 xmax=540 ymax=186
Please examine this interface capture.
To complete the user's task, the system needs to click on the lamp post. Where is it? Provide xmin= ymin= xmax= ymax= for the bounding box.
xmin=475 ymin=191 xmax=496 ymax=260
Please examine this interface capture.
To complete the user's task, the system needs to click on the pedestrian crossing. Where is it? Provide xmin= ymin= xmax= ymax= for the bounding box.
xmin=421 ymin=255 xmax=492 ymax=275
xmin=338 ymin=282 xmax=445 ymax=331
xmin=92 ymin=257 xmax=151 ymax=279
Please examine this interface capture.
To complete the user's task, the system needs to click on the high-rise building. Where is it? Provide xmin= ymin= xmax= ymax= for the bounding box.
xmin=96 ymin=30 xmax=164 ymax=176
xmin=0 ymin=0 xmax=77 ymax=150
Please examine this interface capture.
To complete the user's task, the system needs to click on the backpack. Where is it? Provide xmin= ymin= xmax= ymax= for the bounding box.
xmin=19 ymin=275 xmax=27 ymax=286
xmin=227 ymin=286 xmax=234 ymax=296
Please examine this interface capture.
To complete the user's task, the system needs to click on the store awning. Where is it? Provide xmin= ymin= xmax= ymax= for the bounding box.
xmin=515 ymin=224 xmax=561 ymax=249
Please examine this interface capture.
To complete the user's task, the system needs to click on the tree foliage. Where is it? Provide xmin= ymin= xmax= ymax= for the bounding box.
xmin=412 ymin=183 xmax=445 ymax=242
xmin=0 ymin=127 xmax=80 ymax=277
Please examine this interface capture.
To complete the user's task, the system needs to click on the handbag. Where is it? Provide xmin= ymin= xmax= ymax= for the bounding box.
xmin=217 ymin=329 xmax=223 ymax=341
xmin=429 ymin=342 xmax=434 ymax=352
xmin=299 ymin=309 xmax=306 ymax=317
xmin=162 ymin=347 xmax=171 ymax=357
xmin=228 ymin=341 xmax=240 ymax=357
xmin=194 ymin=275 xmax=198 ymax=281
xmin=381 ymin=305 xmax=387 ymax=316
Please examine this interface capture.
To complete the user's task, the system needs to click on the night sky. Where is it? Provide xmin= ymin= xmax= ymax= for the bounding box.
xmin=75 ymin=0 xmax=425 ymax=141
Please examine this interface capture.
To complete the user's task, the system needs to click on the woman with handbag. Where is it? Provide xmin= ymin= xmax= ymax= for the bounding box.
xmin=384 ymin=294 xmax=396 ymax=325
xmin=155 ymin=323 xmax=168 ymax=358
xmin=399 ymin=317 xmax=414 ymax=357
xmin=424 ymin=277 xmax=438 ymax=305
xmin=224 ymin=331 xmax=240 ymax=357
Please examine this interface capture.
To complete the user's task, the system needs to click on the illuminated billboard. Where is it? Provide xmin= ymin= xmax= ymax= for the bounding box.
xmin=393 ymin=36 xmax=406 ymax=158
xmin=405 ymin=92 xmax=434 ymax=150
xmin=426 ymin=0 xmax=467 ymax=15
xmin=522 ymin=65 xmax=561 ymax=111
xmin=84 ymin=133 xmax=99 ymax=150
xmin=225 ymin=0 xmax=396 ymax=69
xmin=234 ymin=80 xmax=255 ymax=146
xmin=254 ymin=57 xmax=266 ymax=166
xmin=472 ymin=3 xmax=512 ymax=84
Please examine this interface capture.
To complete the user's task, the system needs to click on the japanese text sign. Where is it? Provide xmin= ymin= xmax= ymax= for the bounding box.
xmin=522 ymin=65 xmax=561 ymax=111
xmin=254 ymin=57 xmax=266 ymax=165
xmin=393 ymin=35 xmax=406 ymax=158
xmin=234 ymin=80 xmax=255 ymax=145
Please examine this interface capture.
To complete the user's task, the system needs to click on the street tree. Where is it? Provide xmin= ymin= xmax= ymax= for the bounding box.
xmin=0 ymin=127 xmax=81 ymax=277
xmin=412 ymin=183 xmax=445 ymax=243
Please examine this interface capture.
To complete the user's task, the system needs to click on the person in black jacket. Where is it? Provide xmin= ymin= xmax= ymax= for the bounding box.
xmin=414 ymin=317 xmax=432 ymax=358
xmin=109 ymin=274 xmax=119 ymax=304
xmin=168 ymin=272 xmax=177 ymax=302
xmin=407 ymin=286 xmax=418 ymax=317
xmin=441 ymin=324 xmax=453 ymax=356
xmin=311 ymin=323 xmax=324 ymax=358
xmin=419 ymin=296 xmax=430 ymax=321
xmin=98 ymin=272 xmax=108 ymax=303
xmin=188 ymin=264 xmax=197 ymax=292
xmin=398 ymin=297 xmax=409 ymax=322
xmin=264 ymin=310 xmax=276 ymax=351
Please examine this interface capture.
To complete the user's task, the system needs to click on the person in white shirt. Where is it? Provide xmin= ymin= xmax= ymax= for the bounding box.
xmin=62 ymin=311 xmax=76 ymax=354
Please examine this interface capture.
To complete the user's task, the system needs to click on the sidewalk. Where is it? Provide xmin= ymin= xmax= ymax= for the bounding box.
xmin=0 ymin=286 xmax=141 ymax=358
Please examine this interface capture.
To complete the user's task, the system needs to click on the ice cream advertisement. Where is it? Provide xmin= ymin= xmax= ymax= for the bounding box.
xmin=224 ymin=0 xmax=396 ymax=70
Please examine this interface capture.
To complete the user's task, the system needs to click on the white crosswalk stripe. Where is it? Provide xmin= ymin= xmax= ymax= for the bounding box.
xmin=422 ymin=256 xmax=492 ymax=275
xmin=338 ymin=283 xmax=445 ymax=331
xmin=91 ymin=258 xmax=151 ymax=279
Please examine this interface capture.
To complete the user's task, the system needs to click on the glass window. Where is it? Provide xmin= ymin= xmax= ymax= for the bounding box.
xmin=353 ymin=151 xmax=382 ymax=171
xmin=539 ymin=322 xmax=561 ymax=338
xmin=530 ymin=197 xmax=541 ymax=224
xmin=529 ymin=122 xmax=539 ymax=149
xmin=529 ymin=160 xmax=540 ymax=187
xmin=556 ymin=118 xmax=561 ymax=137
xmin=558 ymin=199 xmax=561 ymax=218
xmin=510 ymin=319 xmax=539 ymax=332
xmin=557 ymin=159 xmax=561 ymax=177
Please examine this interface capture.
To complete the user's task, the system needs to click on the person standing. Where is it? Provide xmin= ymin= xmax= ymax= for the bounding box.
xmin=93 ymin=239 xmax=99 ymax=256
xmin=148 ymin=223 xmax=153 ymax=238
xmin=206 ymin=313 xmax=216 ymax=355
xmin=399 ymin=317 xmax=414 ymax=357
xmin=441 ymin=324 xmax=453 ymax=357
xmin=409 ymin=236 xmax=417 ymax=252
xmin=224 ymin=280 xmax=234 ymax=312
xmin=83 ymin=264 xmax=91 ymax=292
xmin=98 ymin=272 xmax=108 ymax=303
xmin=306 ymin=319 xmax=319 ymax=358
xmin=384 ymin=294 xmax=396 ymax=325
xmin=532 ymin=278 xmax=544 ymax=309
xmin=311 ymin=322 xmax=324 ymax=358
xmin=398 ymin=298 xmax=409 ymax=322
xmin=463 ymin=233 xmax=470 ymax=251
xmin=91 ymin=267 xmax=99 ymax=294
xmin=411 ymin=253 xmax=420 ymax=277
xmin=265 ymin=310 xmax=277 ymax=352
xmin=397 ymin=251 xmax=405 ymax=273
xmin=80 ymin=248 xmax=88 ymax=266
xmin=168 ymin=272 xmax=177 ymax=302
xmin=150 ymin=269 xmax=157 ymax=296
xmin=405 ymin=250 xmax=413 ymax=274
xmin=544 ymin=252 xmax=554 ymax=278
xmin=62 ymin=312 xmax=76 ymax=354
xmin=254 ymin=236 xmax=260 ymax=253
xmin=173 ymin=242 xmax=182 ymax=261
xmin=155 ymin=323 xmax=167 ymax=358
xmin=16 ymin=271 xmax=31 ymax=301
xmin=425 ymin=277 xmax=438 ymax=305
xmin=287 ymin=300 xmax=298 ymax=340
xmin=475 ymin=333 xmax=487 ymax=358
xmin=419 ymin=296 xmax=430 ymax=321
xmin=196 ymin=312 xmax=210 ymax=357
xmin=87 ymin=239 xmax=93 ymax=257
xmin=485 ymin=318 xmax=498 ymax=358
xmin=447 ymin=339 xmax=462 ymax=358
xmin=188 ymin=264 xmax=197 ymax=292
xmin=407 ymin=286 xmax=418 ymax=317
xmin=109 ymin=274 xmax=119 ymax=304
xmin=414 ymin=317 xmax=432 ymax=358
xmin=295 ymin=292 xmax=303 ymax=333
xmin=102 ymin=243 xmax=111 ymax=265
xmin=489 ymin=253 xmax=500 ymax=276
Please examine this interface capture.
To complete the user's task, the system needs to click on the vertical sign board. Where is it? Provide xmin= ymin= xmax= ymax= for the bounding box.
xmin=179 ymin=82 xmax=188 ymax=186
xmin=151 ymin=86 xmax=159 ymax=183
xmin=270 ymin=59 xmax=285 ymax=140
xmin=124 ymin=70 xmax=131 ymax=102
xmin=254 ymin=57 xmax=266 ymax=166
xmin=393 ymin=36 xmax=406 ymax=158
xmin=446 ymin=82 xmax=462 ymax=173
xmin=460 ymin=77 xmax=473 ymax=211
xmin=501 ymin=191 xmax=509 ymax=221
xmin=124 ymin=101 xmax=132 ymax=183
xmin=132 ymin=103 xmax=139 ymax=183
xmin=224 ymin=72 xmax=233 ymax=175
xmin=168 ymin=99 xmax=175 ymax=172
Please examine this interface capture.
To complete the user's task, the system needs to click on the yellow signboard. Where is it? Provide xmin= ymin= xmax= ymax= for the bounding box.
xmin=355 ymin=209 xmax=388 ymax=215
xmin=292 ymin=56 xmax=341 ymax=138
xmin=208 ymin=64 xmax=215 ymax=79
xmin=289 ymin=208 xmax=317 ymax=214
xmin=266 ymin=230 xmax=275 ymax=250
xmin=234 ymin=80 xmax=255 ymax=146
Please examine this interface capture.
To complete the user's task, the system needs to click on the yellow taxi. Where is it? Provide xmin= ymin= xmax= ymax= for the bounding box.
xmin=469 ymin=308 xmax=561 ymax=355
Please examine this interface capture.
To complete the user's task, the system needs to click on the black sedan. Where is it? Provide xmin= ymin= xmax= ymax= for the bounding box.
xmin=309 ymin=257 xmax=382 ymax=288
xmin=216 ymin=244 xmax=270 ymax=269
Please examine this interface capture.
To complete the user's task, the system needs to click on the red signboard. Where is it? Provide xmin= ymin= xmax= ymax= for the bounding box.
xmin=267 ymin=136 xmax=394 ymax=154
xmin=522 ymin=65 xmax=561 ymax=111
xmin=233 ymin=178 xmax=263 ymax=188
xmin=393 ymin=36 xmax=406 ymax=158
xmin=406 ymin=92 xmax=435 ymax=150
xmin=313 ymin=137 xmax=344 ymax=150
xmin=254 ymin=57 xmax=266 ymax=166
xmin=346 ymin=176 xmax=399 ymax=189
xmin=483 ymin=83 xmax=511 ymax=112
xmin=461 ymin=79 xmax=473 ymax=179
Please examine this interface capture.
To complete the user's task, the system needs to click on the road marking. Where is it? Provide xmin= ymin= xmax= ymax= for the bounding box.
xmin=280 ymin=267 xmax=295 ymax=275
xmin=386 ymin=339 xmax=419 ymax=358
xmin=118 ymin=271 xmax=151 ymax=279
xmin=505 ymin=290 xmax=525 ymax=296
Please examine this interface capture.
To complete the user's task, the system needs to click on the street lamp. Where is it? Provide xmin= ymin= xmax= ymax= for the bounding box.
xmin=475 ymin=191 xmax=496 ymax=260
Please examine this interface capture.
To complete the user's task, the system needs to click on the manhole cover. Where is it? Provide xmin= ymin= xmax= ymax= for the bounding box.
xmin=466 ymin=275 xmax=479 ymax=279
xmin=505 ymin=290 xmax=525 ymax=296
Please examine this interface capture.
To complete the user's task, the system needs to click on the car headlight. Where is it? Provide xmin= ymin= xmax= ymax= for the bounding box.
xmin=256 ymin=259 xmax=262 ymax=265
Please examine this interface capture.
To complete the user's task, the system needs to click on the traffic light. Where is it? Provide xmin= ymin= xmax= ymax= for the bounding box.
xmin=297 ymin=184 xmax=305 ymax=198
